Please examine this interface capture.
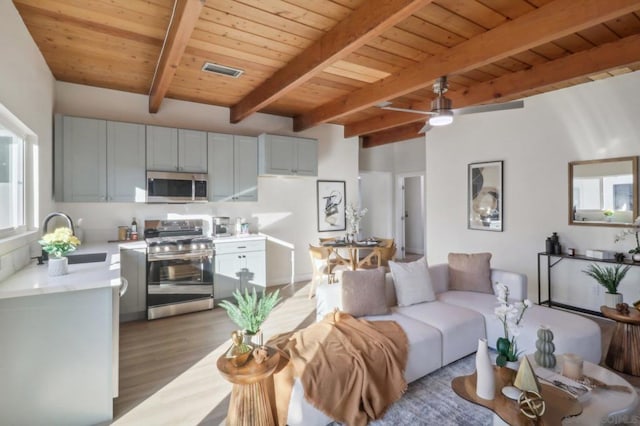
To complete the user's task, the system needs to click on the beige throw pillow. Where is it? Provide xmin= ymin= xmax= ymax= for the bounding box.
xmin=341 ymin=267 xmax=390 ymax=317
xmin=388 ymin=257 xmax=436 ymax=306
xmin=448 ymin=252 xmax=493 ymax=294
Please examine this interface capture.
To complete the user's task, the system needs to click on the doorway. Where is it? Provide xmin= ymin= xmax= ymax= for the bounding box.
xmin=395 ymin=174 xmax=425 ymax=260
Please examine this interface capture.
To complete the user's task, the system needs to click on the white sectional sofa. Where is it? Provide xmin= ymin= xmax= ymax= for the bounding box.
xmin=286 ymin=263 xmax=601 ymax=426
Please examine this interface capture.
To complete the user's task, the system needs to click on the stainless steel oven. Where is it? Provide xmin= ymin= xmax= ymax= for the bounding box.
xmin=144 ymin=220 xmax=214 ymax=320
xmin=146 ymin=171 xmax=208 ymax=203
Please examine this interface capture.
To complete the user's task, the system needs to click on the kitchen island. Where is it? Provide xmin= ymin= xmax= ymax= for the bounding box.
xmin=0 ymin=242 xmax=131 ymax=426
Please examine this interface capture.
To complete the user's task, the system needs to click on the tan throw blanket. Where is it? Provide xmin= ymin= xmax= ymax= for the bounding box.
xmin=268 ymin=312 xmax=408 ymax=426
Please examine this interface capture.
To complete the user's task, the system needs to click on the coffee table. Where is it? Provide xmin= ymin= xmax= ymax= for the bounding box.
xmin=601 ymin=305 xmax=640 ymax=376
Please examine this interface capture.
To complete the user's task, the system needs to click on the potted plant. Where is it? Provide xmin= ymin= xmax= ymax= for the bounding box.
xmin=219 ymin=288 xmax=281 ymax=346
xmin=583 ymin=263 xmax=630 ymax=307
xmin=494 ymin=283 xmax=532 ymax=368
xmin=38 ymin=227 xmax=81 ymax=276
xmin=603 ymin=209 xmax=614 ymax=222
xmin=615 ymin=216 xmax=640 ymax=262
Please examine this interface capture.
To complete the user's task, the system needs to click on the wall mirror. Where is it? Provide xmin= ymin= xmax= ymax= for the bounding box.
xmin=569 ymin=156 xmax=638 ymax=227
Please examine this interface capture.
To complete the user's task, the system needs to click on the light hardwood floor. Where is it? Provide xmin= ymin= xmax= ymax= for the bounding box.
xmin=114 ymin=281 xmax=632 ymax=425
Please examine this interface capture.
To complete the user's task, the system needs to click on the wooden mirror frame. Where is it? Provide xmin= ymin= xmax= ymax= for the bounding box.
xmin=569 ymin=156 xmax=638 ymax=227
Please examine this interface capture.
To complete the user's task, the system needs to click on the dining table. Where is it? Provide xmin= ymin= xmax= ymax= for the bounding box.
xmin=320 ymin=239 xmax=382 ymax=271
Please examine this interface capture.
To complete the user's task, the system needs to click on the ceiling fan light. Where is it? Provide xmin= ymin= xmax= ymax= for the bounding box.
xmin=428 ymin=111 xmax=453 ymax=126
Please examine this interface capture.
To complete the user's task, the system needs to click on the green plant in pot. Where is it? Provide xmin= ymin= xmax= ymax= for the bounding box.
xmin=583 ymin=263 xmax=630 ymax=308
xmin=219 ymin=288 xmax=281 ymax=346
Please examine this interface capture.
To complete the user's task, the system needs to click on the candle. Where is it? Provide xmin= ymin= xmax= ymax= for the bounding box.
xmin=562 ymin=353 xmax=583 ymax=380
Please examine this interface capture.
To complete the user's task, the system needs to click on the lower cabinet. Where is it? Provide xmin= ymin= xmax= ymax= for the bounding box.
xmin=120 ymin=247 xmax=147 ymax=321
xmin=214 ymin=238 xmax=266 ymax=300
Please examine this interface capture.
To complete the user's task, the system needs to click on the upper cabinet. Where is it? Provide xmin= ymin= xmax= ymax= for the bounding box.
xmin=258 ymin=134 xmax=318 ymax=176
xmin=208 ymin=133 xmax=258 ymax=202
xmin=147 ymin=126 xmax=207 ymax=173
xmin=54 ymin=115 xmax=145 ymax=202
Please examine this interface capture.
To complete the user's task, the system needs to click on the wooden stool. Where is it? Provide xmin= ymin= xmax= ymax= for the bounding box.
xmin=217 ymin=347 xmax=280 ymax=426
xmin=601 ymin=305 xmax=640 ymax=376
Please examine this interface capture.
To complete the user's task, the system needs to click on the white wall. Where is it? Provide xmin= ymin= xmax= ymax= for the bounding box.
xmin=0 ymin=2 xmax=55 ymax=279
xmin=426 ymin=71 xmax=640 ymax=302
xmin=54 ymin=82 xmax=359 ymax=284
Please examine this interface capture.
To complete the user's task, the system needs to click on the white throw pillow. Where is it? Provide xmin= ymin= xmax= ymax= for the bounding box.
xmin=388 ymin=257 xmax=436 ymax=306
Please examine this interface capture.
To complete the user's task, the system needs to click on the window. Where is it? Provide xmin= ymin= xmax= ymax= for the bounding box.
xmin=0 ymin=123 xmax=25 ymax=235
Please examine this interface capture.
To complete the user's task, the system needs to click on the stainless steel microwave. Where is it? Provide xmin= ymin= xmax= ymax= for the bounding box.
xmin=146 ymin=171 xmax=208 ymax=203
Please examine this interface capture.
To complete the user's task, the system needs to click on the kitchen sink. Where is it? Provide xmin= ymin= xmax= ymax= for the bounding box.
xmin=66 ymin=252 xmax=107 ymax=264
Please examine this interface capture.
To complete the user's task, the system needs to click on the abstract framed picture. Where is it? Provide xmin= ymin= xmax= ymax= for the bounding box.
xmin=468 ymin=161 xmax=503 ymax=231
xmin=317 ymin=180 xmax=346 ymax=232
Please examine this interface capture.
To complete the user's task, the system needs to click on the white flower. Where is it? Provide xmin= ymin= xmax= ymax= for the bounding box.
xmin=524 ymin=299 xmax=532 ymax=308
xmin=345 ymin=202 xmax=368 ymax=234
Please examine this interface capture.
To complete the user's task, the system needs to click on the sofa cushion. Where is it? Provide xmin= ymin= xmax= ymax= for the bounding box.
xmin=389 ymin=257 xmax=435 ymax=306
xmin=341 ymin=268 xmax=389 ymax=317
xmin=437 ymin=291 xmax=602 ymax=364
xmin=395 ymin=301 xmax=486 ymax=365
xmin=448 ymin=252 xmax=493 ymax=294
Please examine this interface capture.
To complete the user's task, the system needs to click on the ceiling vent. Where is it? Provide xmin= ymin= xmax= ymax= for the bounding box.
xmin=201 ymin=62 xmax=244 ymax=78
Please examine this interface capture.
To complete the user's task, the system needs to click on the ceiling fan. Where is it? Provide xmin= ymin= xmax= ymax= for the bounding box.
xmin=378 ymin=76 xmax=524 ymax=133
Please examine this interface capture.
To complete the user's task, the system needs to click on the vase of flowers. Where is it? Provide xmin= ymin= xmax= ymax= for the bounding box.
xmin=345 ymin=202 xmax=368 ymax=242
xmin=39 ymin=227 xmax=81 ymax=276
xmin=494 ymin=282 xmax=532 ymax=367
xmin=615 ymin=216 xmax=640 ymax=262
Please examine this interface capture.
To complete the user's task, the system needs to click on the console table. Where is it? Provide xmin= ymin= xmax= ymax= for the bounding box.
xmin=537 ymin=252 xmax=640 ymax=316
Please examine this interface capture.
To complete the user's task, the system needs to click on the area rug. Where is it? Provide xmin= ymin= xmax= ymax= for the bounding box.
xmin=330 ymin=354 xmax=492 ymax=426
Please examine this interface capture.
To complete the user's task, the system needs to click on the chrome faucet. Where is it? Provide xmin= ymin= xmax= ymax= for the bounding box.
xmin=40 ymin=212 xmax=75 ymax=262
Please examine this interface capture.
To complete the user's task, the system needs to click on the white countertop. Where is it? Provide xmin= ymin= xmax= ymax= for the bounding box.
xmin=0 ymin=242 xmax=132 ymax=300
xmin=212 ymin=234 xmax=266 ymax=243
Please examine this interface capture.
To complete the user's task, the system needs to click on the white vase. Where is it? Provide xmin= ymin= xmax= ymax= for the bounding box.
xmin=48 ymin=256 xmax=68 ymax=277
xmin=475 ymin=338 xmax=495 ymax=400
xmin=605 ymin=292 xmax=623 ymax=308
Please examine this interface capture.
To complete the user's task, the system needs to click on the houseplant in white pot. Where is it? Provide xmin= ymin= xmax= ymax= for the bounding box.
xmin=615 ymin=216 xmax=640 ymax=262
xmin=219 ymin=288 xmax=281 ymax=346
xmin=38 ymin=227 xmax=81 ymax=276
xmin=583 ymin=263 xmax=630 ymax=307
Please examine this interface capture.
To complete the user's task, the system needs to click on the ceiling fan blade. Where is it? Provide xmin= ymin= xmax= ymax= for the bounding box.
xmin=453 ymin=100 xmax=523 ymax=116
xmin=377 ymin=102 xmax=435 ymax=115
xmin=419 ymin=122 xmax=432 ymax=134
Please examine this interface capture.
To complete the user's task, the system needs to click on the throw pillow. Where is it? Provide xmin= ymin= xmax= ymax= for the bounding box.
xmin=341 ymin=267 xmax=390 ymax=317
xmin=448 ymin=252 xmax=493 ymax=294
xmin=388 ymin=257 xmax=436 ymax=306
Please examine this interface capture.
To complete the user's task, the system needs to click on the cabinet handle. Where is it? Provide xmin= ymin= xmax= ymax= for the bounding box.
xmin=237 ymin=246 xmax=246 ymax=249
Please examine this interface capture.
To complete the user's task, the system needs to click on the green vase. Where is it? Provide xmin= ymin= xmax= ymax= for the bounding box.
xmin=534 ymin=326 xmax=556 ymax=369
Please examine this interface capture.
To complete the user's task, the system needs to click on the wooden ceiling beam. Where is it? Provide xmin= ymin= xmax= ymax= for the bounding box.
xmin=229 ymin=0 xmax=434 ymax=124
xmin=361 ymin=122 xmax=425 ymax=148
xmin=295 ymin=0 xmax=640 ymax=131
xmin=149 ymin=0 xmax=204 ymax=114
xmin=347 ymin=33 xmax=640 ymax=137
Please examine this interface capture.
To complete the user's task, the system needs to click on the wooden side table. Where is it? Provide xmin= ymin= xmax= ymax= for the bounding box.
xmin=217 ymin=347 xmax=280 ymax=426
xmin=451 ymin=366 xmax=581 ymax=425
xmin=601 ymin=305 xmax=640 ymax=376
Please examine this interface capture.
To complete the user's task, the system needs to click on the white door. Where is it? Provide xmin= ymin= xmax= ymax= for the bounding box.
xmin=396 ymin=174 xmax=425 ymax=259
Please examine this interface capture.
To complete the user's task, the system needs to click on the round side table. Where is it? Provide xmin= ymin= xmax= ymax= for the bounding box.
xmin=217 ymin=346 xmax=280 ymax=426
xmin=601 ymin=305 xmax=640 ymax=376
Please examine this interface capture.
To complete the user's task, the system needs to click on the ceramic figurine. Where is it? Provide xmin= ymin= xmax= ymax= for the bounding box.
xmin=534 ymin=326 xmax=556 ymax=369
xmin=225 ymin=330 xmax=252 ymax=367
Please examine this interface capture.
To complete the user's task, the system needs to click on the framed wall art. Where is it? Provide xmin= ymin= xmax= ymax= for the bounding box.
xmin=468 ymin=161 xmax=503 ymax=231
xmin=317 ymin=180 xmax=346 ymax=232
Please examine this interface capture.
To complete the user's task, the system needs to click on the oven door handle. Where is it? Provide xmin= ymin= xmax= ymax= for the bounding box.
xmin=192 ymin=175 xmax=196 ymax=201
xmin=147 ymin=251 xmax=213 ymax=262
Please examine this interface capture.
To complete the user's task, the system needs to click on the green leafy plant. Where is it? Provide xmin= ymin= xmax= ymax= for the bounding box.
xmin=603 ymin=209 xmax=614 ymax=217
xmin=583 ymin=263 xmax=631 ymax=294
xmin=38 ymin=227 xmax=81 ymax=258
xmin=218 ymin=288 xmax=281 ymax=334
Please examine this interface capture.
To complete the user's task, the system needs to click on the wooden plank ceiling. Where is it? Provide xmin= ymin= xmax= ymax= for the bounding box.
xmin=13 ymin=0 xmax=640 ymax=147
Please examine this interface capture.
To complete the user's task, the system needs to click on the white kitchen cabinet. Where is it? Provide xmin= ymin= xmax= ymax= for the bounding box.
xmin=55 ymin=115 xmax=145 ymax=202
xmin=119 ymin=246 xmax=147 ymax=321
xmin=146 ymin=125 xmax=207 ymax=172
xmin=107 ymin=121 xmax=146 ymax=202
xmin=214 ymin=238 xmax=266 ymax=300
xmin=258 ymin=133 xmax=318 ymax=176
xmin=208 ymin=132 xmax=258 ymax=201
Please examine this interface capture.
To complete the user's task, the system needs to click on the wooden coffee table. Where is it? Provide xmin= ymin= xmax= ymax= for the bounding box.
xmin=601 ymin=305 xmax=640 ymax=376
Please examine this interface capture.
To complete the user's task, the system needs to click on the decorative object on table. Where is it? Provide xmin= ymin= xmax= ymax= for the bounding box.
xmin=252 ymin=346 xmax=269 ymax=364
xmin=468 ymin=160 xmax=503 ymax=231
xmin=38 ymin=227 xmax=81 ymax=276
xmin=345 ymin=202 xmax=368 ymax=241
xmin=518 ymin=390 xmax=546 ymax=419
xmin=545 ymin=237 xmax=553 ymax=254
xmin=567 ymin=247 xmax=575 ymax=256
xmin=604 ymin=209 xmax=614 ymax=221
xmin=562 ymin=353 xmax=583 ymax=381
xmin=218 ymin=288 xmax=281 ymax=347
xmin=316 ymin=180 xmax=346 ymax=232
xmin=494 ymin=282 xmax=532 ymax=367
xmin=534 ymin=325 xmax=556 ymax=369
xmin=474 ymin=338 xmax=495 ymax=400
xmin=634 ymin=299 xmax=640 ymax=310
xmin=615 ymin=216 xmax=640 ymax=262
xmin=615 ymin=252 xmax=626 ymax=262
xmin=617 ymin=302 xmax=630 ymax=315
xmin=225 ymin=330 xmax=253 ymax=367
xmin=501 ymin=385 xmax=521 ymax=400
xmin=514 ymin=357 xmax=541 ymax=393
xmin=582 ymin=263 xmax=630 ymax=307
xmin=550 ymin=232 xmax=561 ymax=255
